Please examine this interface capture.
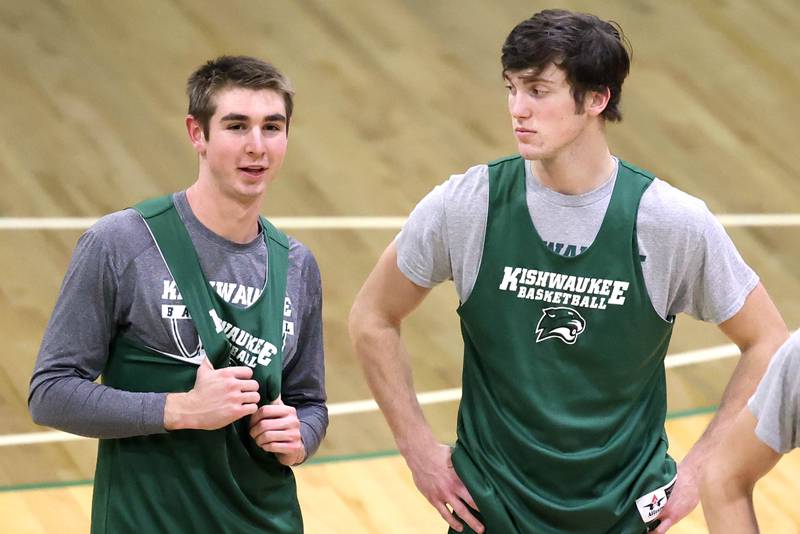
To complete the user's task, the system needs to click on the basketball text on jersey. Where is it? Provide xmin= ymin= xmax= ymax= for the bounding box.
xmin=545 ymin=240 xmax=647 ymax=263
xmin=208 ymin=309 xmax=277 ymax=368
xmin=498 ymin=266 xmax=630 ymax=310
xmin=544 ymin=241 xmax=588 ymax=257
xmin=161 ymin=279 xmax=262 ymax=307
xmin=159 ymin=279 xmax=296 ymax=362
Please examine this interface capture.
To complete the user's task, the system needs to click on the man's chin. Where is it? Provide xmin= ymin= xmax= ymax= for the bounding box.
xmin=229 ymin=183 xmax=268 ymax=203
xmin=517 ymin=148 xmax=546 ymax=161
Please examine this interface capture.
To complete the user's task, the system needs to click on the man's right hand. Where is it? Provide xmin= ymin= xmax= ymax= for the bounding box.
xmin=164 ymin=357 xmax=260 ymax=430
xmin=405 ymin=441 xmax=484 ymax=533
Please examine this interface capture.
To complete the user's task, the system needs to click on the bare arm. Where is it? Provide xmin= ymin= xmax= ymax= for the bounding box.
xmin=349 ymin=242 xmax=483 ymax=533
xmin=700 ymin=408 xmax=781 ymax=533
xmin=655 ymin=283 xmax=788 ymax=532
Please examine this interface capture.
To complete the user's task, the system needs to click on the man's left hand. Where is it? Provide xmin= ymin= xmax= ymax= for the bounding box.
xmin=249 ymin=397 xmax=306 ymax=466
xmin=654 ymin=462 xmax=699 ymax=533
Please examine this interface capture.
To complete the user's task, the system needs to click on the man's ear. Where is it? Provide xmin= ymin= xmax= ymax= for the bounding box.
xmin=186 ymin=115 xmax=207 ymax=156
xmin=586 ymin=87 xmax=611 ymax=118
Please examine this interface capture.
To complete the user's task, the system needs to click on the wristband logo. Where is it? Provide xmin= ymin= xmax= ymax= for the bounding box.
xmin=535 ymin=306 xmax=586 ymax=344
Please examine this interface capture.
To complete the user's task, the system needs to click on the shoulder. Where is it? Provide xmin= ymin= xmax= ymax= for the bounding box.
xmin=80 ymin=208 xmax=156 ymax=268
xmin=637 ymin=177 xmax=715 ymax=239
xmin=437 ymin=163 xmax=490 ymax=219
xmin=404 ymin=163 xmax=489 ymax=229
xmin=88 ymin=208 xmax=147 ymax=236
xmin=442 ymin=164 xmax=489 ymax=198
xmin=287 ymin=236 xmax=321 ymax=283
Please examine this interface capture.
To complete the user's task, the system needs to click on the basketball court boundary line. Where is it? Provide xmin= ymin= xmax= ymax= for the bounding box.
xmin=1 ymin=213 xmax=800 ymax=230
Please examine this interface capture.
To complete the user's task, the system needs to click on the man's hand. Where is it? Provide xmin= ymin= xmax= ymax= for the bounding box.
xmin=164 ymin=357 xmax=260 ymax=430
xmin=653 ymin=462 xmax=699 ymax=533
xmin=405 ymin=442 xmax=484 ymax=533
xmin=249 ymin=396 xmax=306 ymax=466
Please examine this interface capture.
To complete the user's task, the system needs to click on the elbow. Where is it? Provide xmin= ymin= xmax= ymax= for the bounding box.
xmin=28 ymin=388 xmax=51 ymax=428
xmin=699 ymin=460 xmax=719 ymax=504
xmin=756 ymin=322 xmax=790 ymax=354
xmin=28 ymin=379 xmax=67 ymax=430
xmin=700 ymin=456 xmax=753 ymax=505
xmin=348 ymin=306 xmax=387 ymax=366
xmin=348 ymin=299 xmax=374 ymax=359
xmin=347 ymin=298 xmax=362 ymax=343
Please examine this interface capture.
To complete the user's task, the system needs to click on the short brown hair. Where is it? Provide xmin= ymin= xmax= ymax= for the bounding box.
xmin=502 ymin=9 xmax=630 ymax=122
xmin=186 ymin=55 xmax=294 ymax=137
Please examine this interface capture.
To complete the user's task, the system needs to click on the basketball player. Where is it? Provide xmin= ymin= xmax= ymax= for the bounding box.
xmin=349 ymin=10 xmax=787 ymax=533
xmin=700 ymin=331 xmax=800 ymax=532
xmin=29 ymin=56 xmax=327 ymax=533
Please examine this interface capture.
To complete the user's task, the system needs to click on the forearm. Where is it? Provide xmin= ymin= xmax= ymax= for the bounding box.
xmin=701 ymin=475 xmax=758 ymax=533
xmin=352 ymin=318 xmax=436 ymax=455
xmin=684 ymin=339 xmax=783 ymax=470
xmin=29 ymin=374 xmax=166 ymax=438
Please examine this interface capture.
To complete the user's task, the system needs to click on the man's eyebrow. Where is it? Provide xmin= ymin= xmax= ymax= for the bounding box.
xmin=220 ymin=113 xmax=287 ymax=123
xmin=503 ymin=71 xmax=555 ymax=85
xmin=518 ymin=74 xmax=554 ymax=84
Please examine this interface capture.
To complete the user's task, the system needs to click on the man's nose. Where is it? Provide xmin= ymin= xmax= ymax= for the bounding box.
xmin=245 ymin=128 xmax=266 ymax=155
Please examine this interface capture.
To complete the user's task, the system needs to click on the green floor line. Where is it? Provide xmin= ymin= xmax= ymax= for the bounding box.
xmin=666 ymin=404 xmax=718 ymax=420
xmin=0 ymin=478 xmax=93 ymax=494
xmin=0 ymin=404 xmax=719 ymax=494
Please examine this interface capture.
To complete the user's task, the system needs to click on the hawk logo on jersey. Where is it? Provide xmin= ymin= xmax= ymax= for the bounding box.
xmin=535 ymin=306 xmax=586 ymax=344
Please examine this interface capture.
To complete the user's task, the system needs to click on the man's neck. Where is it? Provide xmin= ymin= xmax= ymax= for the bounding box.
xmin=185 ymin=181 xmax=263 ymax=244
xmin=531 ymin=132 xmax=615 ymax=195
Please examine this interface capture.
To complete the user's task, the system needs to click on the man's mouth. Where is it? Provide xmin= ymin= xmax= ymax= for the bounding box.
xmin=239 ymin=165 xmax=267 ymax=177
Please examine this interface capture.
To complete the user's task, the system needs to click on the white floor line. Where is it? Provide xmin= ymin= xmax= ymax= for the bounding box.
xmin=0 ymin=430 xmax=87 ymax=447
xmin=715 ymin=214 xmax=800 ymax=227
xmin=1 ymin=343 xmax=741 ymax=447
xmin=1 ymin=213 xmax=800 ymax=230
xmin=0 ymin=217 xmax=408 ymax=230
xmin=664 ymin=343 xmax=739 ymax=368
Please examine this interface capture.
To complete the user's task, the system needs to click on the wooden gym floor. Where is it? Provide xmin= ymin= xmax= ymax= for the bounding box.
xmin=1 ymin=0 xmax=799 ymax=532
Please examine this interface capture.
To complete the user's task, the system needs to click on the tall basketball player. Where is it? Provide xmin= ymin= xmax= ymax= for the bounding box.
xmin=350 ymin=9 xmax=787 ymax=533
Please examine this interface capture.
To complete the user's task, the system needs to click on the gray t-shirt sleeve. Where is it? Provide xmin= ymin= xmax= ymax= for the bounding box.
xmin=397 ymin=164 xmax=757 ymax=322
xmin=29 ymin=217 xmax=167 ymax=438
xmin=637 ymin=180 xmax=758 ymax=323
xmin=396 ymin=165 xmax=489 ymax=300
xmin=395 ymin=184 xmax=452 ymax=288
xmin=748 ymin=331 xmax=800 ymax=453
xmin=282 ymin=241 xmax=327 ymax=461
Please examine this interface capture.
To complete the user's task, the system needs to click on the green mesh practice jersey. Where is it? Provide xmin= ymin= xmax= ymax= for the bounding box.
xmin=92 ymin=196 xmax=302 ymax=533
xmin=452 ymin=156 xmax=676 ymax=533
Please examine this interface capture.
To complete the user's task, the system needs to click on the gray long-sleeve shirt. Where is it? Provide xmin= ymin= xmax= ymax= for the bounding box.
xmin=29 ymin=191 xmax=328 ymax=459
